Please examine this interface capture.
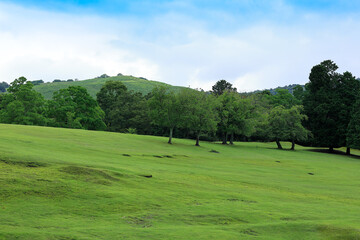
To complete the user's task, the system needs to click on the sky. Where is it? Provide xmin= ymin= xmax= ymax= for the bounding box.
xmin=0 ymin=0 xmax=360 ymax=91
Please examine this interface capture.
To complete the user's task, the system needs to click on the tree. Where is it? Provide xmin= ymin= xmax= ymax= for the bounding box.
xmin=97 ymin=81 xmax=150 ymax=134
xmin=148 ymin=86 xmax=183 ymax=144
xmin=269 ymin=89 xmax=300 ymax=108
xmin=211 ymin=80 xmax=237 ymax=96
xmin=303 ymin=60 xmax=341 ymax=151
xmin=347 ymin=96 xmax=360 ymax=150
xmin=47 ymin=86 xmax=106 ymax=130
xmin=216 ymin=91 xmax=253 ymax=144
xmin=178 ymin=88 xmax=219 ymax=146
xmin=303 ymin=60 xmax=360 ymax=153
xmin=335 ymin=72 xmax=360 ymax=155
xmin=0 ymin=82 xmax=9 ymax=92
xmin=267 ymin=105 xmax=309 ymax=150
xmin=0 ymin=77 xmax=47 ymax=125
xmin=293 ymin=85 xmax=305 ymax=103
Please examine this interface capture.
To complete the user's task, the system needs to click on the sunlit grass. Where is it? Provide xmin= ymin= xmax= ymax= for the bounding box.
xmin=0 ymin=124 xmax=359 ymax=239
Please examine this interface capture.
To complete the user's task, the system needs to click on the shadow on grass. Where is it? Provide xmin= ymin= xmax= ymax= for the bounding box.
xmin=307 ymin=149 xmax=360 ymax=159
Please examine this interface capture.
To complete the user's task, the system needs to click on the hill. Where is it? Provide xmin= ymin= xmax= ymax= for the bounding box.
xmin=1 ymin=124 xmax=360 ymax=239
xmin=244 ymin=84 xmax=305 ymax=95
xmin=33 ymin=75 xmax=185 ymax=99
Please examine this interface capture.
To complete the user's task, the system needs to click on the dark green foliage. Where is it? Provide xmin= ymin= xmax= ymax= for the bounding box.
xmin=97 ymin=74 xmax=110 ymax=78
xmin=347 ymin=96 xmax=360 ymax=149
xmin=97 ymin=81 xmax=150 ymax=133
xmin=292 ymin=85 xmax=305 ymax=103
xmin=303 ymin=60 xmax=341 ymax=149
xmin=269 ymin=89 xmax=300 ymax=108
xmin=178 ymin=88 xmax=219 ymax=146
xmin=267 ymin=105 xmax=309 ymax=150
xmin=303 ymin=60 xmax=360 ymax=151
xmin=0 ymin=77 xmax=47 ymax=126
xmin=0 ymin=82 xmax=10 ymax=92
xmin=30 ymin=80 xmax=44 ymax=85
xmin=148 ymin=86 xmax=184 ymax=144
xmin=335 ymin=72 xmax=360 ymax=151
xmin=217 ymin=91 xmax=253 ymax=144
xmin=47 ymin=86 xmax=106 ymax=130
xmin=211 ymin=79 xmax=237 ymax=96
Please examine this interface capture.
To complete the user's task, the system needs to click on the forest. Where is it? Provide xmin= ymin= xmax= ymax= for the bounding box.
xmin=1 ymin=60 xmax=359 ymax=153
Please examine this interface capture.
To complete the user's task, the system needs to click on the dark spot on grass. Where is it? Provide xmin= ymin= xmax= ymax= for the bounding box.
xmin=123 ymin=215 xmax=153 ymax=228
xmin=240 ymin=199 xmax=257 ymax=204
xmin=163 ymin=155 xmax=173 ymax=158
xmin=184 ymin=214 xmax=248 ymax=225
xmin=241 ymin=229 xmax=258 ymax=236
xmin=36 ymin=179 xmax=52 ymax=182
xmin=227 ymin=198 xmax=239 ymax=202
xmin=275 ymin=161 xmax=281 ymax=163
xmin=210 ymin=149 xmax=220 ymax=153
xmin=308 ymin=172 xmax=315 ymax=175
xmin=140 ymin=174 xmax=152 ymax=178
xmin=60 ymin=166 xmax=119 ymax=182
xmin=0 ymin=159 xmax=47 ymax=168
xmin=153 ymin=155 xmax=163 ymax=158
xmin=122 ymin=154 xmax=131 ymax=157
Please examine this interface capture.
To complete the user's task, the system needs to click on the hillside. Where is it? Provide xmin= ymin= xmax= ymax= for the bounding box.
xmin=33 ymin=75 xmax=185 ymax=99
xmin=1 ymin=124 xmax=360 ymax=239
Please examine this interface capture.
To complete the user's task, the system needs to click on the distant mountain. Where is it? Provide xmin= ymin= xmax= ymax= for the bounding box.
xmin=33 ymin=75 xmax=185 ymax=99
xmin=244 ymin=84 xmax=305 ymax=95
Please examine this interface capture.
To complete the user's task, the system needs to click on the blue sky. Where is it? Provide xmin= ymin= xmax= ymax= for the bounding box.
xmin=1 ymin=0 xmax=360 ymax=91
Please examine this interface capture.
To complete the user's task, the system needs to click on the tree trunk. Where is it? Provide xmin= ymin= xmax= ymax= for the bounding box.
xmin=329 ymin=146 xmax=334 ymax=153
xmin=230 ymin=133 xmax=234 ymax=145
xmin=195 ymin=132 xmax=200 ymax=146
xmin=222 ymin=132 xmax=228 ymax=144
xmin=291 ymin=139 xmax=295 ymax=150
xmin=346 ymin=147 xmax=350 ymax=155
xmin=276 ymin=140 xmax=283 ymax=149
xmin=168 ymin=127 xmax=173 ymax=144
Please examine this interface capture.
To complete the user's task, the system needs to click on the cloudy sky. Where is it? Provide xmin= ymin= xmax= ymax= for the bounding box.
xmin=0 ymin=0 xmax=359 ymax=91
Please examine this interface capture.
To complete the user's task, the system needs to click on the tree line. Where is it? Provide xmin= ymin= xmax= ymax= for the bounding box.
xmin=1 ymin=60 xmax=359 ymax=152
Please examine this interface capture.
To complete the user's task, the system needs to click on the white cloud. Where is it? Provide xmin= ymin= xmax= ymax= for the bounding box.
xmin=1 ymin=1 xmax=360 ymax=91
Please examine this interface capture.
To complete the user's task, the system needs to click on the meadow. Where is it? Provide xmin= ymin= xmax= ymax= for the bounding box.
xmin=0 ymin=124 xmax=360 ymax=239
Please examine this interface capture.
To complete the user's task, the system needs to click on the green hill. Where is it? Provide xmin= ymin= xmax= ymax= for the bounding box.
xmin=1 ymin=124 xmax=360 ymax=239
xmin=33 ymin=75 xmax=185 ymax=99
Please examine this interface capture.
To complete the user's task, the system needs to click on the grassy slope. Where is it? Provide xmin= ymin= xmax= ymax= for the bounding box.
xmin=0 ymin=124 xmax=360 ymax=240
xmin=33 ymin=76 xmax=185 ymax=99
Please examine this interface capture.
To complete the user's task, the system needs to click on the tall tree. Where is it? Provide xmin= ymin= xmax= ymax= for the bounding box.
xmin=347 ymin=95 xmax=360 ymax=150
xmin=148 ymin=86 xmax=183 ymax=144
xmin=178 ymin=88 xmax=219 ymax=146
xmin=335 ymin=72 xmax=360 ymax=155
xmin=217 ymin=91 xmax=253 ymax=144
xmin=211 ymin=80 xmax=237 ymax=96
xmin=303 ymin=60 xmax=341 ymax=151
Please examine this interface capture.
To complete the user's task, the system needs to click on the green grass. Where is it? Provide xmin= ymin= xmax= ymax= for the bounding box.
xmin=33 ymin=75 xmax=185 ymax=99
xmin=0 ymin=124 xmax=360 ymax=239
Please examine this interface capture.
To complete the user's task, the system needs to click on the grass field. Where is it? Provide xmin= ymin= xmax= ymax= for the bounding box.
xmin=33 ymin=75 xmax=185 ymax=99
xmin=0 ymin=124 xmax=360 ymax=239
